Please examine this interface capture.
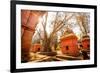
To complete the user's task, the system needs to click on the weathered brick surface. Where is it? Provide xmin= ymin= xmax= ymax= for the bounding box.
xmin=21 ymin=10 xmax=45 ymax=62
xmin=60 ymin=34 xmax=80 ymax=57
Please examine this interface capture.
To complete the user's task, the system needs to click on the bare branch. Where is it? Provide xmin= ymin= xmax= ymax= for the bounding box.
xmin=76 ymin=13 xmax=88 ymax=35
xmin=40 ymin=12 xmax=48 ymax=41
xmin=53 ymin=12 xmax=59 ymax=28
xmin=36 ymin=29 xmax=43 ymax=40
xmin=50 ymin=13 xmax=75 ymax=39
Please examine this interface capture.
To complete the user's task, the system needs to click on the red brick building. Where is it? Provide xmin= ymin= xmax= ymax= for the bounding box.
xmin=30 ymin=44 xmax=42 ymax=53
xmin=81 ymin=35 xmax=90 ymax=51
xmin=60 ymin=33 xmax=80 ymax=57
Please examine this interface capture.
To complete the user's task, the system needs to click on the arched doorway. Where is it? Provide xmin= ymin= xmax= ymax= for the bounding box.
xmin=21 ymin=10 xmax=45 ymax=62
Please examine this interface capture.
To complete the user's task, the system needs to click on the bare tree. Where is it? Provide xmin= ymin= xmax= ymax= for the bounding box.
xmin=76 ymin=13 xmax=90 ymax=36
xmin=35 ymin=12 xmax=74 ymax=54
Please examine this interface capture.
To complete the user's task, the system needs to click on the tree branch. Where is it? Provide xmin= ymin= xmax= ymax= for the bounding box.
xmin=50 ymin=13 xmax=74 ymax=39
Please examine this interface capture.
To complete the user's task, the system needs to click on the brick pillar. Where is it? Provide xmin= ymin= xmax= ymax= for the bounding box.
xmin=21 ymin=10 xmax=45 ymax=62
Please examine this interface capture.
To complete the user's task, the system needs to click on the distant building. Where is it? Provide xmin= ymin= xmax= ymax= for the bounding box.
xmin=30 ymin=44 xmax=42 ymax=53
xmin=81 ymin=35 xmax=90 ymax=51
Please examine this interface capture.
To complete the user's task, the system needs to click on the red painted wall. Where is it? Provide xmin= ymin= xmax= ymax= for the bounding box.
xmin=60 ymin=34 xmax=79 ymax=57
